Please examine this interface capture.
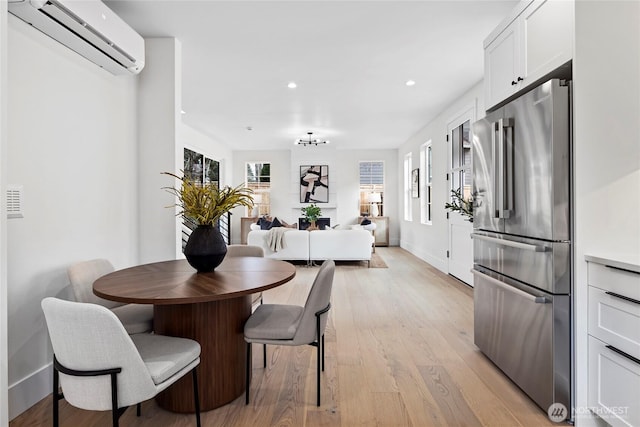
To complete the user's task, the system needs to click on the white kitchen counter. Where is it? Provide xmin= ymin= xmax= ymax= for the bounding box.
xmin=585 ymin=253 xmax=640 ymax=274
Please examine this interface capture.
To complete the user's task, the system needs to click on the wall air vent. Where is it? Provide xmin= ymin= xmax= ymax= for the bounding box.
xmin=6 ymin=185 xmax=24 ymax=219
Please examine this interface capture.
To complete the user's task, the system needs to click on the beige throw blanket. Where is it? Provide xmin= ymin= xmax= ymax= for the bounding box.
xmin=265 ymin=227 xmax=290 ymax=252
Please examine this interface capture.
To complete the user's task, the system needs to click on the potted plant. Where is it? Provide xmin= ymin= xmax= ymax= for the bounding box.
xmin=444 ymin=187 xmax=474 ymax=222
xmin=163 ymin=172 xmax=254 ymax=272
xmin=301 ymin=203 xmax=322 ymax=230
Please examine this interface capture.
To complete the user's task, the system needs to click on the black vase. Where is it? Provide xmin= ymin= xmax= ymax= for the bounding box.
xmin=184 ymin=225 xmax=227 ymax=273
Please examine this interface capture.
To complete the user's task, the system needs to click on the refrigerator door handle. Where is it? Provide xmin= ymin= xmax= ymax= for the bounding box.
xmin=491 ymin=121 xmax=499 ymax=219
xmin=497 ymin=118 xmax=514 ymax=219
xmin=471 ymin=269 xmax=550 ymax=304
xmin=471 ymin=233 xmax=548 ymax=252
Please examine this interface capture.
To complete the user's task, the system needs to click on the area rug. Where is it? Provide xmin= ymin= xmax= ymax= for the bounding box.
xmin=369 ymin=252 xmax=388 ymax=268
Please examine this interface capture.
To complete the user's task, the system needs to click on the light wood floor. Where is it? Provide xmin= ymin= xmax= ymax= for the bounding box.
xmin=11 ymin=247 xmax=557 ymax=426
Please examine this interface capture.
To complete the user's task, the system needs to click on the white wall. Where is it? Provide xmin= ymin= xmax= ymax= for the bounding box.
xmin=397 ymin=82 xmax=484 ymax=273
xmin=231 ymin=147 xmax=398 ymax=245
xmin=573 ymin=2 xmax=640 ymax=425
xmin=0 ymin=2 xmax=9 ymax=425
xmin=137 ymin=38 xmax=183 ymax=262
xmin=6 ymin=15 xmax=139 ymax=419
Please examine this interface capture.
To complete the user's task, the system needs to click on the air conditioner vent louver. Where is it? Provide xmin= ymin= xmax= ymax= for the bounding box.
xmin=8 ymin=0 xmax=144 ymax=75
xmin=6 ymin=186 xmax=24 ymax=219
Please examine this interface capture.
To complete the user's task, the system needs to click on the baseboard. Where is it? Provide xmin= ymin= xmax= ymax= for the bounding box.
xmin=8 ymin=362 xmax=51 ymax=421
xmin=400 ymin=241 xmax=447 ymax=273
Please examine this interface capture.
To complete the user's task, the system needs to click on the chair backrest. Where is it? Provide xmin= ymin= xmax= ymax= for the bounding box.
xmin=226 ymin=245 xmax=264 ymax=258
xmin=292 ymin=259 xmax=335 ymax=345
xmin=41 ymin=297 xmax=156 ymax=410
xmin=67 ymin=259 xmax=123 ymax=309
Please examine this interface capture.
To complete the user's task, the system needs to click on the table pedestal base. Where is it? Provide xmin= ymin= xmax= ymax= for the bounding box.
xmin=154 ymin=296 xmax=251 ymax=412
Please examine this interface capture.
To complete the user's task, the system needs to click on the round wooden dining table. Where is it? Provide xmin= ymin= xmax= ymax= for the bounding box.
xmin=93 ymin=257 xmax=296 ymax=413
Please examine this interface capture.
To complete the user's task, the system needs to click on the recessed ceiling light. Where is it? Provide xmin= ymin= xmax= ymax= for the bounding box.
xmin=287 ymin=82 xmax=297 ymax=89
xmin=406 ymin=80 xmax=416 ymax=86
xmin=180 ymin=110 xmax=186 ymax=114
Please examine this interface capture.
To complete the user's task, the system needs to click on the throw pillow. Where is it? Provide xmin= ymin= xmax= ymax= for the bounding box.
xmin=258 ymin=217 xmax=272 ymax=230
xmin=270 ymin=217 xmax=283 ymax=228
xmin=361 ymin=218 xmax=371 ymax=225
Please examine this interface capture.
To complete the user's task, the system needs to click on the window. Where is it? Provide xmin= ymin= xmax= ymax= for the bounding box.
xmin=450 ymin=121 xmax=472 ymax=203
xmin=421 ymin=141 xmax=433 ymax=224
xmin=245 ymin=162 xmax=271 ymax=216
xmin=359 ymin=161 xmax=384 ymax=217
xmin=404 ymin=153 xmax=412 ymax=221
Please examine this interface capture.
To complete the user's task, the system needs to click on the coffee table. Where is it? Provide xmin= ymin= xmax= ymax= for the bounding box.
xmin=93 ymin=257 xmax=296 ymax=412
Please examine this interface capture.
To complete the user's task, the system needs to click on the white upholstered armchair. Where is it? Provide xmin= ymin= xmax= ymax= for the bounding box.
xmin=41 ymin=297 xmax=202 ymax=427
xmin=67 ymin=259 xmax=153 ymax=334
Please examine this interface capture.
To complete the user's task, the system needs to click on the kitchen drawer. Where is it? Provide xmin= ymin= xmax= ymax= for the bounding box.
xmin=588 ymin=335 xmax=640 ymax=427
xmin=588 ymin=286 xmax=640 ymax=359
xmin=588 ymin=262 xmax=640 ymax=300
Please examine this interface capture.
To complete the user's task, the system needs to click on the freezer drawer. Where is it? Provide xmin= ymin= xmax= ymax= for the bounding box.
xmin=473 ymin=268 xmax=570 ymax=413
xmin=473 ymin=231 xmax=570 ymax=294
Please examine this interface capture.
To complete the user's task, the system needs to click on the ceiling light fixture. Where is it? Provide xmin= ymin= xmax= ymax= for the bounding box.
xmin=294 ymin=131 xmax=330 ymax=147
xmin=405 ymin=80 xmax=416 ymax=86
xmin=287 ymin=82 xmax=297 ymax=89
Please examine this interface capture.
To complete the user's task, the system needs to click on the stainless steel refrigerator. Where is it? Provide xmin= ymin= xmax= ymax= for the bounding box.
xmin=471 ymin=78 xmax=572 ymax=416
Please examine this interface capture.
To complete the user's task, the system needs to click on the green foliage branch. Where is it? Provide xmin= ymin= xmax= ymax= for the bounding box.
xmin=444 ymin=187 xmax=474 ymax=222
xmin=163 ymin=171 xmax=254 ymax=226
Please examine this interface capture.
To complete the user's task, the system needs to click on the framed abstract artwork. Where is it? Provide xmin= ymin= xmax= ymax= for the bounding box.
xmin=300 ymin=165 xmax=329 ymax=203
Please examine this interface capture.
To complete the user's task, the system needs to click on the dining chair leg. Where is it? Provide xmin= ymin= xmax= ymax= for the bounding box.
xmin=322 ymin=334 xmax=325 ymax=371
xmin=316 ymin=339 xmax=321 ymax=407
xmin=245 ymin=343 xmax=251 ymax=405
xmin=53 ymin=365 xmax=60 ymax=427
xmin=192 ymin=368 xmax=201 ymax=427
xmin=110 ymin=372 xmax=119 ymax=427
xmin=263 ymin=344 xmax=267 ymax=368
xmin=136 ymin=403 xmax=141 ymax=417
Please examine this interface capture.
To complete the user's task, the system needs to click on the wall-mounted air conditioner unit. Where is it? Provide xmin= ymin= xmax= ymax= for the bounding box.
xmin=8 ymin=0 xmax=145 ymax=75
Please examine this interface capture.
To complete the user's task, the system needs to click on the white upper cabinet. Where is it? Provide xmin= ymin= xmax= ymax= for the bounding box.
xmin=484 ymin=0 xmax=574 ymax=110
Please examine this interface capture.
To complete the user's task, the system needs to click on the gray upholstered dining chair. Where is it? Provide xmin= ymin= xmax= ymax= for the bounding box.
xmin=244 ymin=259 xmax=335 ymax=406
xmin=67 ymin=259 xmax=153 ymax=334
xmin=41 ymin=297 xmax=201 ymax=427
xmin=226 ymin=245 xmax=265 ymax=308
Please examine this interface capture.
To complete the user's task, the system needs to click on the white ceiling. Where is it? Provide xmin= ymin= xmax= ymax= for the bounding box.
xmin=105 ymin=0 xmax=517 ymax=151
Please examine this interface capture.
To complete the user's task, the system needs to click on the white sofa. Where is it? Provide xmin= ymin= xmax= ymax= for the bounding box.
xmin=247 ymin=229 xmax=310 ymax=261
xmin=247 ymin=228 xmax=374 ymax=265
xmin=309 ymin=229 xmax=373 ymax=264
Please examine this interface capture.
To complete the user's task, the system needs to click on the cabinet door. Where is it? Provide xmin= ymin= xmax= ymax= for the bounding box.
xmin=373 ymin=217 xmax=389 ymax=246
xmin=588 ymin=336 xmax=640 ymax=427
xmin=359 ymin=217 xmax=389 ymax=246
xmin=521 ymin=0 xmax=573 ymax=85
xmin=240 ymin=217 xmax=257 ymax=245
xmin=484 ymin=22 xmax=520 ymax=109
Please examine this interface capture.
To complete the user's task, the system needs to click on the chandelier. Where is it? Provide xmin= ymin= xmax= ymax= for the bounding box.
xmin=294 ymin=132 xmax=330 ymax=147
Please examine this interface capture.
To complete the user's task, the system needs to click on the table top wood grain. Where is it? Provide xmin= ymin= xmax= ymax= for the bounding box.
xmin=93 ymin=257 xmax=296 ymax=305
